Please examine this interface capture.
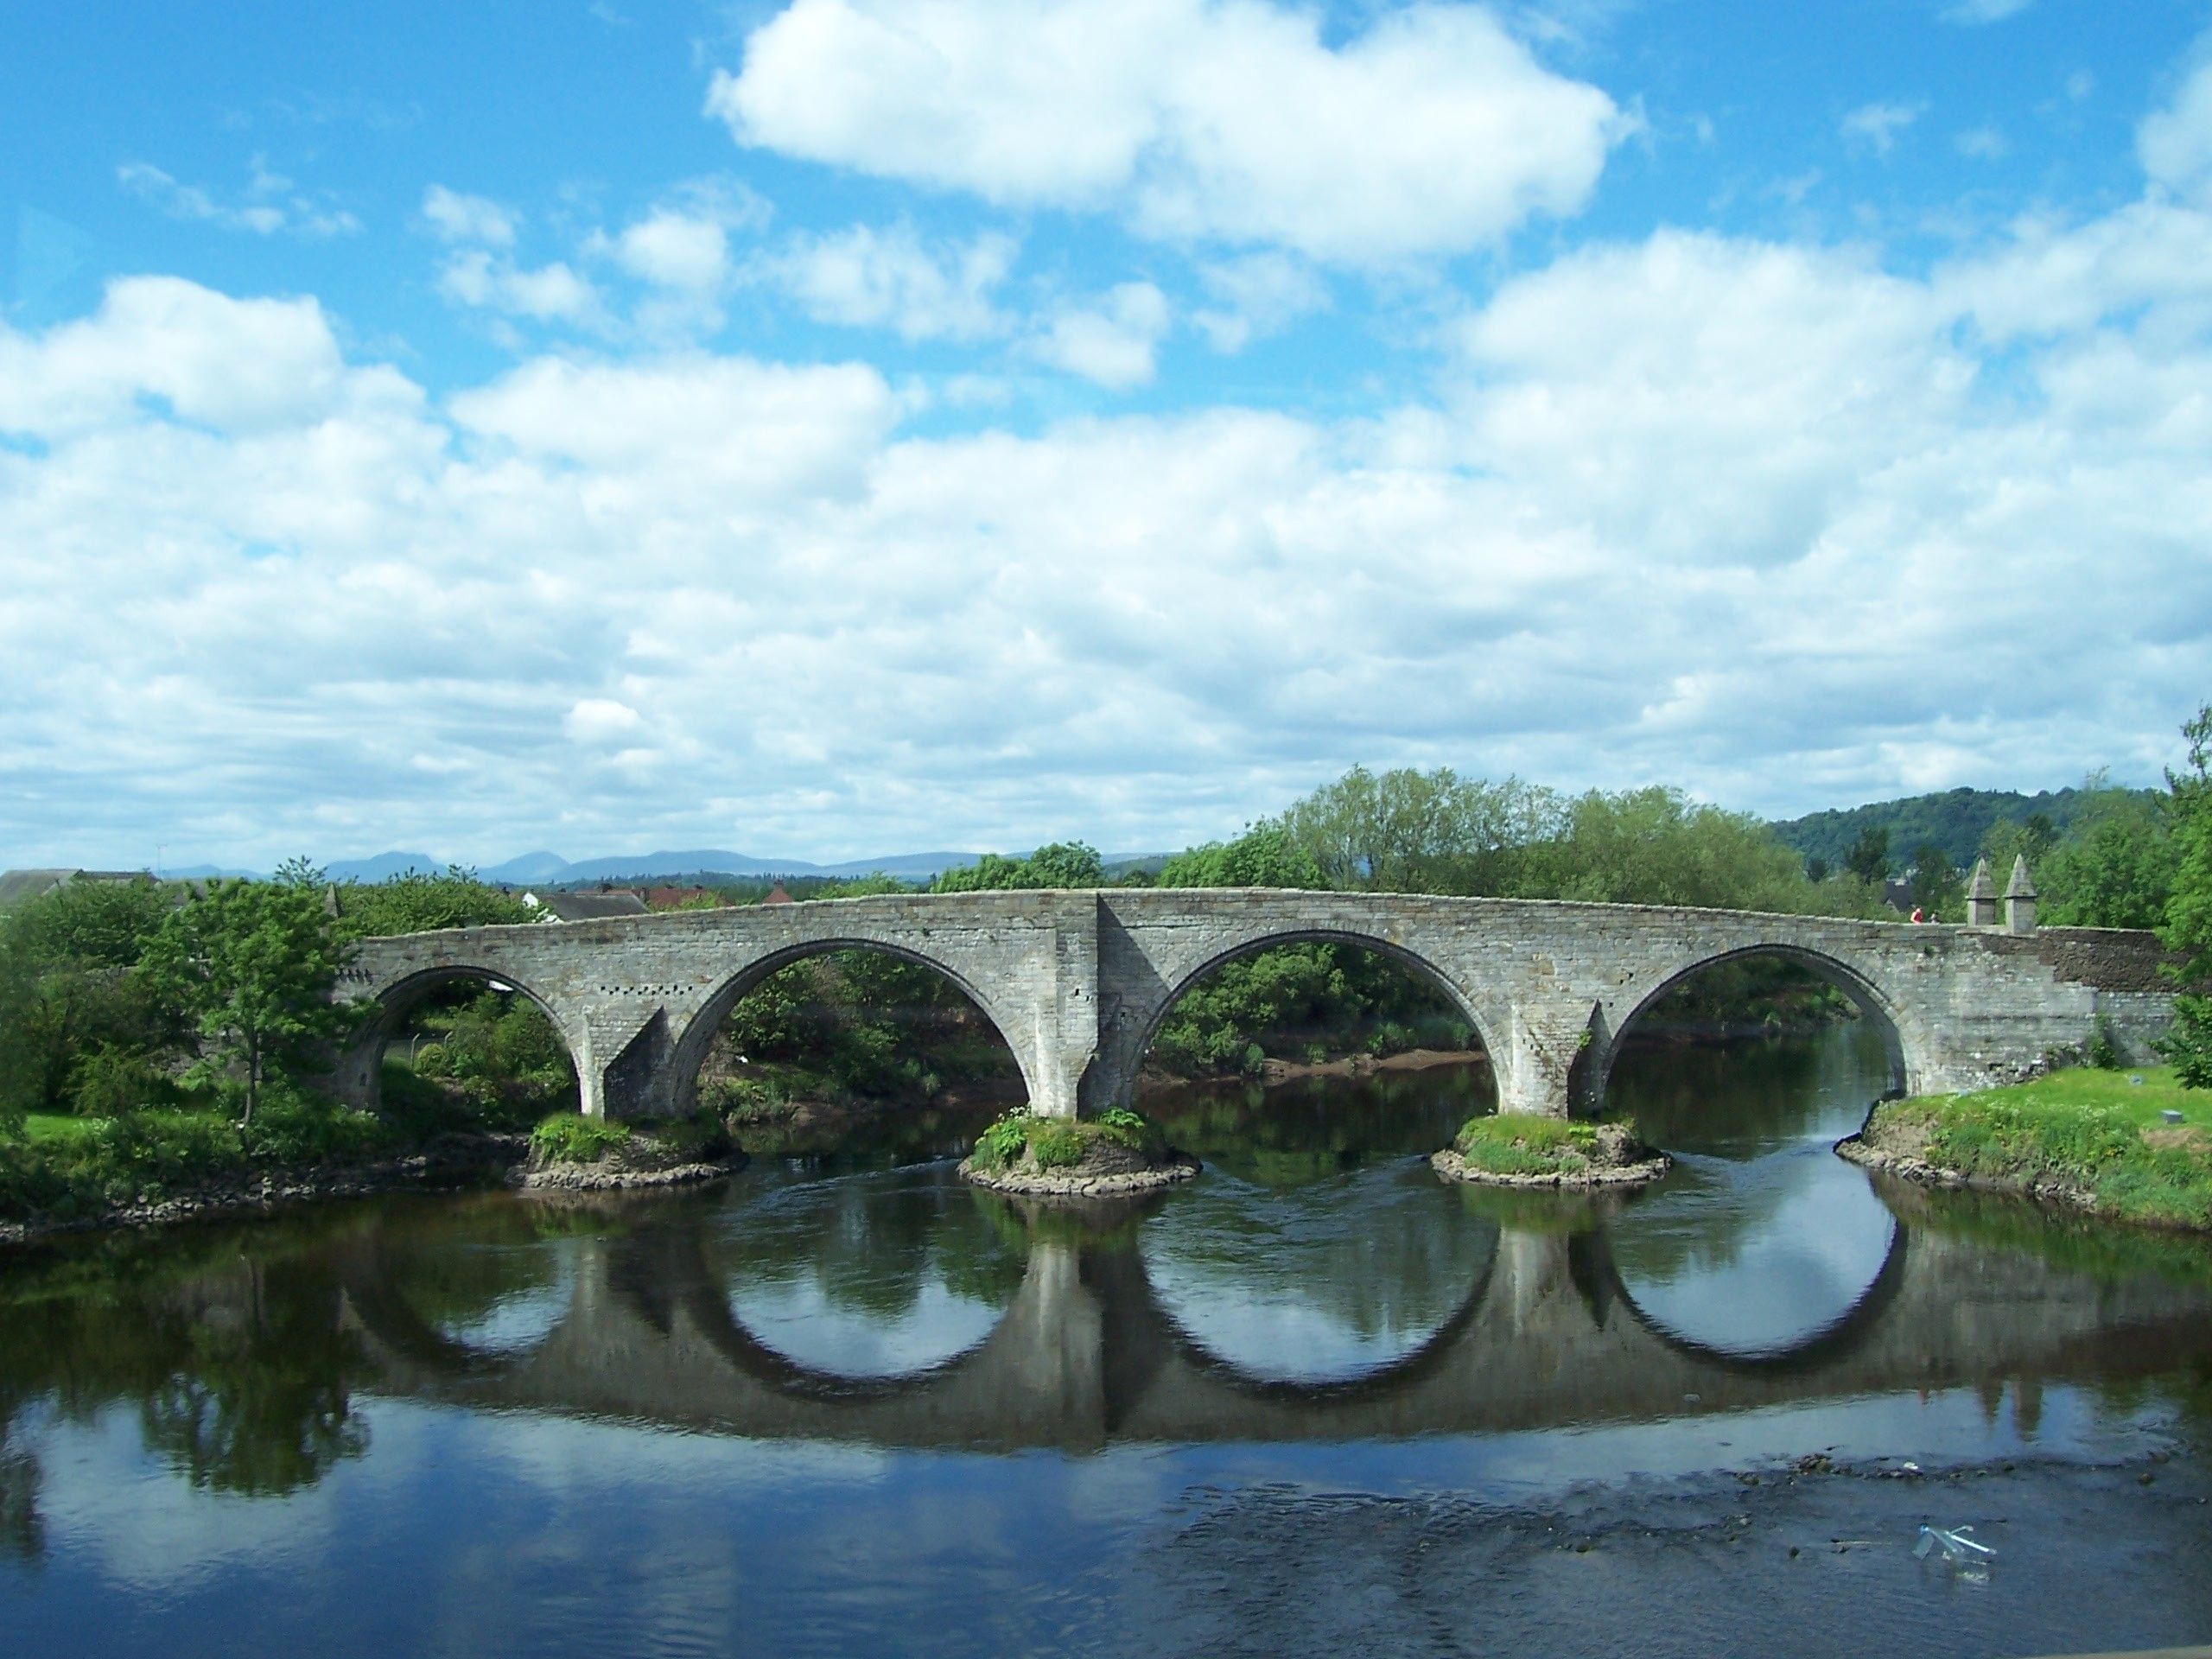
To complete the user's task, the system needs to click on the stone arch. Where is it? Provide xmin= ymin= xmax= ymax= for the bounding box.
xmin=1594 ymin=942 xmax=1919 ymax=1108
xmin=666 ymin=938 xmax=1039 ymax=1117
xmin=334 ymin=963 xmax=582 ymax=1116
xmin=1107 ymin=925 xmax=1499 ymax=1112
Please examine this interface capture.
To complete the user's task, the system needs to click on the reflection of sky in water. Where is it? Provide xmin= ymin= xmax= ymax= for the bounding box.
xmin=1611 ymin=1148 xmax=1897 ymax=1357
xmin=1141 ymin=1161 xmax=1494 ymax=1384
xmin=435 ymin=1251 xmax=575 ymax=1356
xmin=724 ymin=1279 xmax=1008 ymax=1378
xmin=715 ymin=1167 xmax=1020 ymax=1379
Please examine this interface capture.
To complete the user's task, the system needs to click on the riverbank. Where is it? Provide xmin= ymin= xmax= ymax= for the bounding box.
xmin=1838 ymin=1067 xmax=2212 ymax=1231
xmin=0 ymin=1113 xmax=750 ymax=1247
xmin=1432 ymin=1114 xmax=1670 ymax=1188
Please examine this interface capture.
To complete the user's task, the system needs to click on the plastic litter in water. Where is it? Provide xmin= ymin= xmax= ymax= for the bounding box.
xmin=1913 ymin=1525 xmax=1997 ymax=1564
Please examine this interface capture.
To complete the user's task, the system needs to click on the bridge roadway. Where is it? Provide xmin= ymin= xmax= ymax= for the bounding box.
xmin=335 ymin=1196 xmax=2212 ymax=1452
xmin=334 ymin=888 xmax=2174 ymax=1120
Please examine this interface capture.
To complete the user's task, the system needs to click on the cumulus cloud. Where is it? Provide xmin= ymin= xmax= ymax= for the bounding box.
xmin=705 ymin=0 xmax=1621 ymax=264
xmin=421 ymin=184 xmax=519 ymax=246
xmin=1192 ymin=253 xmax=1329 ymax=353
xmin=437 ymin=249 xmax=601 ymax=325
xmin=118 ymin=157 xmax=359 ymax=238
xmin=13 ymin=51 xmax=2212 ymax=868
xmin=774 ymin=224 xmax=1016 ymax=340
xmin=1027 ymin=283 xmax=1173 ymax=388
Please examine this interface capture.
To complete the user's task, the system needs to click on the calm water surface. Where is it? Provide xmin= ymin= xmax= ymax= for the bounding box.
xmin=4 ymin=1027 xmax=2212 ymax=1657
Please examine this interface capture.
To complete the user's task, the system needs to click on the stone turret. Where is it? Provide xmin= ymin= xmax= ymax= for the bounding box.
xmin=1965 ymin=858 xmax=1999 ymax=928
xmin=2005 ymin=855 xmax=2037 ymax=935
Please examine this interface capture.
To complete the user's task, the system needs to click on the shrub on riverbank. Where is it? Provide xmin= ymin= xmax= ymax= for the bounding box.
xmin=968 ymin=1108 xmax=1168 ymax=1173
xmin=1450 ymin=1114 xmax=1605 ymax=1177
xmin=1857 ymin=1068 xmax=2212 ymax=1228
xmin=527 ymin=1114 xmax=632 ymax=1165
xmin=0 ymin=1087 xmax=396 ymax=1223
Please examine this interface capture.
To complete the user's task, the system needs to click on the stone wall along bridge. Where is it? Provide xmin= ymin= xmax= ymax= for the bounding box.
xmin=331 ymin=889 xmax=2174 ymax=1122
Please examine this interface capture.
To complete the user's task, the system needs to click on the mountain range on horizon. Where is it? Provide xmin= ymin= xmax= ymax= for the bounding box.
xmin=151 ymin=847 xmax=1000 ymax=886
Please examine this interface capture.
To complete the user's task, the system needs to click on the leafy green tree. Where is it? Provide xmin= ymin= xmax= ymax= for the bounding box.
xmin=332 ymin=867 xmax=531 ymax=939
xmin=1908 ymin=840 xmax=1957 ymax=919
xmin=2159 ymin=704 xmax=2212 ymax=1086
xmin=1157 ymin=823 xmax=1325 ymax=888
xmin=930 ymin=842 xmax=1104 ymax=892
xmin=1275 ymin=766 xmax=1561 ymax=894
xmin=2035 ymin=784 xmax=2176 ymax=930
xmin=1844 ymin=824 xmax=1891 ymax=885
xmin=0 ymin=879 xmax=182 ymax=1122
xmin=141 ymin=867 xmax=354 ymax=1125
xmin=1535 ymin=787 xmax=1860 ymax=914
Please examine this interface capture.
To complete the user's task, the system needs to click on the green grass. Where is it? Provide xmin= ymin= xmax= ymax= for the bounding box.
xmin=24 ymin=1112 xmax=105 ymax=1144
xmin=1451 ymin=1112 xmax=1605 ymax=1176
xmin=1869 ymin=1066 xmax=2212 ymax=1229
xmin=527 ymin=1114 xmax=632 ymax=1165
xmin=967 ymin=1109 xmax=1167 ymax=1173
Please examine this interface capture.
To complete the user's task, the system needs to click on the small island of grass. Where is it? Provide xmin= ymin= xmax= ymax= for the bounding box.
xmin=958 ymin=1108 xmax=1198 ymax=1198
xmin=1840 ymin=1067 xmax=2212 ymax=1231
xmin=1431 ymin=1112 xmax=1670 ymax=1189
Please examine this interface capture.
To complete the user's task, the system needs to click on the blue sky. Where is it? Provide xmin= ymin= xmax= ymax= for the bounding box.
xmin=4 ymin=0 xmax=2212 ymax=869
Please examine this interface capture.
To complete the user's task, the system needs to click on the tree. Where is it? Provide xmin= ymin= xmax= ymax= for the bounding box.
xmin=141 ymin=867 xmax=355 ymax=1125
xmin=1907 ymin=840 xmax=1956 ymax=919
xmin=1844 ymin=825 xmax=1891 ymax=886
xmin=332 ymin=867 xmax=531 ymax=939
xmin=0 ymin=878 xmax=181 ymax=1122
xmin=1275 ymin=766 xmax=1561 ymax=894
xmin=2159 ymin=704 xmax=2212 ymax=1086
xmin=1157 ymin=823 xmax=1325 ymax=889
xmin=931 ymin=842 xmax=1104 ymax=892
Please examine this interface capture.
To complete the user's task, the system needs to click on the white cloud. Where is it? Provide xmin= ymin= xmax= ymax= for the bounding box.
xmin=16 ymin=70 xmax=2212 ymax=869
xmin=564 ymin=698 xmax=644 ymax=743
xmin=118 ymin=158 xmax=359 ymax=238
xmin=1955 ymin=124 xmax=2009 ymax=161
xmin=601 ymin=209 xmax=732 ymax=293
xmin=775 ymin=224 xmax=1016 ymax=340
xmin=705 ymin=0 xmax=1621 ymax=264
xmin=2140 ymin=54 xmax=2212 ymax=202
xmin=422 ymin=184 xmax=519 ymax=247
xmin=1941 ymin=0 xmax=2031 ymax=21
xmin=1840 ymin=101 xmax=1926 ymax=156
xmin=1027 ymin=283 xmax=1172 ymax=388
xmin=437 ymin=249 xmax=601 ymax=325
xmin=1192 ymin=253 xmax=1328 ymax=353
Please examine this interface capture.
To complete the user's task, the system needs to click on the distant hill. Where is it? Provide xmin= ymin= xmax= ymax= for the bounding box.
xmin=326 ymin=851 xmax=444 ymax=883
xmin=482 ymin=849 xmax=989 ymax=886
xmin=1769 ymin=785 xmax=2154 ymax=874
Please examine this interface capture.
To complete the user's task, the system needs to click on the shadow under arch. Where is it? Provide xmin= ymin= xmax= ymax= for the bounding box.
xmin=349 ymin=963 xmax=581 ymax=1116
xmin=1597 ymin=944 xmax=1913 ymax=1109
xmin=666 ymin=938 xmax=1034 ymax=1116
xmin=1113 ymin=926 xmax=1500 ymax=1113
xmin=1104 ymin=1216 xmax=1504 ymax=1407
xmin=1571 ymin=1216 xmax=1913 ymax=1377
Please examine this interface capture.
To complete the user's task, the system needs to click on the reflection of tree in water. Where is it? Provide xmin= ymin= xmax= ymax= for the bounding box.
xmin=0 ymin=1416 xmax=41 ymax=1562
xmin=0 ymin=1236 xmax=372 ymax=1508
xmin=1147 ymin=1069 xmax=1487 ymax=1186
xmin=715 ymin=1171 xmax=1028 ymax=1324
xmin=378 ymin=1203 xmax=577 ymax=1338
xmin=1611 ymin=980 xmax=1896 ymax=1158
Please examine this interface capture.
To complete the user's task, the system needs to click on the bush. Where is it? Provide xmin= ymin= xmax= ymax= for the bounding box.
xmin=973 ymin=1114 xmax=1032 ymax=1170
xmin=529 ymin=1114 xmax=631 ymax=1165
xmin=1452 ymin=1112 xmax=1604 ymax=1176
xmin=239 ymin=1090 xmax=393 ymax=1165
xmin=1030 ymin=1123 xmax=1085 ymax=1169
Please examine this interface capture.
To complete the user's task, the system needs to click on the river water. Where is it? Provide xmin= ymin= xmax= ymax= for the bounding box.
xmin=4 ymin=1026 xmax=2211 ymax=1657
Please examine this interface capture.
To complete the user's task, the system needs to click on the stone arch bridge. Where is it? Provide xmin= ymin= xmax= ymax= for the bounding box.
xmin=333 ymin=890 xmax=2173 ymax=1121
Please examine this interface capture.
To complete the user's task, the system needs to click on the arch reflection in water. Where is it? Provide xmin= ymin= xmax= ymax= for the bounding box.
xmin=707 ymin=1166 xmax=1030 ymax=1381
xmin=1138 ymin=1160 xmax=1500 ymax=1387
xmin=1605 ymin=1023 xmax=1901 ymax=1359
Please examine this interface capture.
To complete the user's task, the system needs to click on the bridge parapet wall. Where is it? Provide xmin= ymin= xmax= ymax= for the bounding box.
xmin=336 ymin=891 xmax=2174 ymax=1123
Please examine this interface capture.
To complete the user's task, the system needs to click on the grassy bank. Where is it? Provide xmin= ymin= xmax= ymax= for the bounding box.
xmin=1440 ymin=1112 xmax=1666 ymax=1186
xmin=1854 ymin=1068 xmax=2212 ymax=1230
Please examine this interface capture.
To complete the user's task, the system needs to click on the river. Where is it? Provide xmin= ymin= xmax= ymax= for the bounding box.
xmin=3 ymin=1025 xmax=2210 ymax=1656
